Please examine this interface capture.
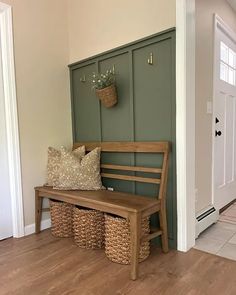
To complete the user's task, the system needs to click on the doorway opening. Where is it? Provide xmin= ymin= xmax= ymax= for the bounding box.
xmin=195 ymin=0 xmax=236 ymax=261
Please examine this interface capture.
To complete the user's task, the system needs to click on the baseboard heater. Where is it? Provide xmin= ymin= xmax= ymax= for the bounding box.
xmin=195 ymin=206 xmax=219 ymax=238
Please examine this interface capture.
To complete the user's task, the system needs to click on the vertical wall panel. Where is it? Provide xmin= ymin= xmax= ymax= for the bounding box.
xmin=69 ymin=29 xmax=176 ymax=248
xmin=133 ymin=38 xmax=175 ymax=240
xmin=72 ymin=63 xmax=100 ymax=141
xmin=98 ymin=53 xmax=135 ymax=193
xmin=133 ymin=39 xmax=173 ymax=140
xmin=99 ymin=53 xmax=132 ymax=141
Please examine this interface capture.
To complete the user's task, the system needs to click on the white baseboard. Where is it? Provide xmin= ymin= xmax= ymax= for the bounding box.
xmin=24 ymin=218 xmax=51 ymax=236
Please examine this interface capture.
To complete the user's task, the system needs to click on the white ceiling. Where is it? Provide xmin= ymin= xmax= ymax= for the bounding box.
xmin=227 ymin=0 xmax=236 ymax=12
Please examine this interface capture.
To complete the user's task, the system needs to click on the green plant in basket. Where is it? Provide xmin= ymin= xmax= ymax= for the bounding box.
xmin=92 ymin=69 xmax=118 ymax=108
xmin=92 ymin=70 xmax=116 ymax=90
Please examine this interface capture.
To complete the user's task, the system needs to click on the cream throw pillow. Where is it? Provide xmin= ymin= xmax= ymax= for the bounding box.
xmin=55 ymin=147 xmax=103 ymax=190
xmin=47 ymin=146 xmax=85 ymax=187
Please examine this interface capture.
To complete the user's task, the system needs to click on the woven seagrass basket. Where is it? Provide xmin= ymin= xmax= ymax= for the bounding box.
xmin=49 ymin=199 xmax=74 ymax=238
xmin=73 ymin=206 xmax=105 ymax=249
xmin=104 ymin=214 xmax=150 ymax=265
xmin=96 ymin=84 xmax=117 ymax=108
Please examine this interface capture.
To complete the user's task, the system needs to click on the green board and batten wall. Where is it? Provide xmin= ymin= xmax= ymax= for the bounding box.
xmin=69 ymin=28 xmax=177 ymax=248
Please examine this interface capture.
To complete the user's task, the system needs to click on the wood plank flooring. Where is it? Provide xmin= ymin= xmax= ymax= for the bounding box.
xmin=0 ymin=230 xmax=236 ymax=295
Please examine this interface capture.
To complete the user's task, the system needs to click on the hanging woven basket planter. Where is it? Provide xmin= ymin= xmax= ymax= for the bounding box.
xmin=96 ymin=84 xmax=118 ymax=108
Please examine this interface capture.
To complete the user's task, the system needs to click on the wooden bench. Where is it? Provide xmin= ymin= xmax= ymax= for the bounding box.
xmin=35 ymin=141 xmax=170 ymax=280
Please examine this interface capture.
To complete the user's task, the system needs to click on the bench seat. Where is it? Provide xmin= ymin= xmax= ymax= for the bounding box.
xmin=35 ymin=186 xmax=160 ymax=217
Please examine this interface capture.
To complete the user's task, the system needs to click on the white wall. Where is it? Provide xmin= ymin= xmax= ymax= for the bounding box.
xmin=68 ymin=0 xmax=176 ymax=63
xmin=2 ymin=0 xmax=72 ymax=226
xmin=195 ymin=0 xmax=236 ymax=214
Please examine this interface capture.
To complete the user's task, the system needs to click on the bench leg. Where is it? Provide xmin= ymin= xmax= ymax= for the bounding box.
xmin=35 ymin=190 xmax=43 ymax=234
xmin=159 ymin=202 xmax=169 ymax=253
xmin=129 ymin=212 xmax=141 ymax=280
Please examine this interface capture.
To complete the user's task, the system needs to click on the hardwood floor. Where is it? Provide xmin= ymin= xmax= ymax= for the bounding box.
xmin=0 ymin=230 xmax=236 ymax=295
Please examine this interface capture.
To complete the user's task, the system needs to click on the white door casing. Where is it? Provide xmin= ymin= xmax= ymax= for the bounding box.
xmin=0 ymin=41 xmax=12 ymax=240
xmin=213 ymin=15 xmax=236 ymax=210
xmin=0 ymin=3 xmax=24 ymax=237
xmin=176 ymin=0 xmax=196 ymax=251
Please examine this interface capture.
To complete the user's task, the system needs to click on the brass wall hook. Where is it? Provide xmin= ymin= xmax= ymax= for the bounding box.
xmin=80 ymin=75 xmax=86 ymax=82
xmin=108 ymin=65 xmax=116 ymax=74
xmin=147 ymin=52 xmax=153 ymax=65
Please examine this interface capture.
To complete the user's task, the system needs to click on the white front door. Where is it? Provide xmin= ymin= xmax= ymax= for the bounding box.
xmin=0 ymin=40 xmax=12 ymax=240
xmin=213 ymin=17 xmax=236 ymax=210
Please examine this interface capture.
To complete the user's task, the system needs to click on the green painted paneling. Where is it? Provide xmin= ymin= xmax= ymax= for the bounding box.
xmin=69 ymin=28 xmax=176 ymax=248
xmin=101 ymin=152 xmax=135 ymax=194
xmin=99 ymin=53 xmax=132 ymax=141
xmin=98 ymin=53 xmax=135 ymax=193
xmin=71 ymin=63 xmax=100 ymax=141
xmin=133 ymin=39 xmax=173 ymax=140
xmin=133 ymin=38 xmax=175 ymax=241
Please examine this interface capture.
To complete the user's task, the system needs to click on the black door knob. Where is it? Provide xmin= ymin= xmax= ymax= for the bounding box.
xmin=215 ymin=130 xmax=222 ymax=137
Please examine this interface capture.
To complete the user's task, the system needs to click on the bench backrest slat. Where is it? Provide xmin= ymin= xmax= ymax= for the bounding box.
xmin=101 ymin=173 xmax=161 ymax=184
xmin=73 ymin=141 xmax=169 ymax=153
xmin=101 ymin=164 xmax=162 ymax=174
xmin=73 ymin=141 xmax=170 ymax=200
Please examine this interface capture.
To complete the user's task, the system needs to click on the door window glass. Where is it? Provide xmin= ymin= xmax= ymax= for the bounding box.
xmin=220 ymin=42 xmax=236 ymax=86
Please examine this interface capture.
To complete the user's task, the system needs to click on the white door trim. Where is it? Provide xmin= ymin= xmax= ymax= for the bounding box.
xmin=214 ymin=14 xmax=236 ymax=44
xmin=176 ymin=0 xmax=196 ymax=251
xmin=0 ymin=3 xmax=24 ymax=238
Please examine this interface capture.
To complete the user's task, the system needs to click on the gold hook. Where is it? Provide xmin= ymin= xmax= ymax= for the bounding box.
xmin=80 ymin=75 xmax=86 ymax=82
xmin=147 ymin=52 xmax=153 ymax=65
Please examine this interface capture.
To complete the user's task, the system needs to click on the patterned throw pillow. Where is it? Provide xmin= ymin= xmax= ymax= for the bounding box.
xmin=46 ymin=146 xmax=85 ymax=187
xmin=55 ymin=147 xmax=103 ymax=190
